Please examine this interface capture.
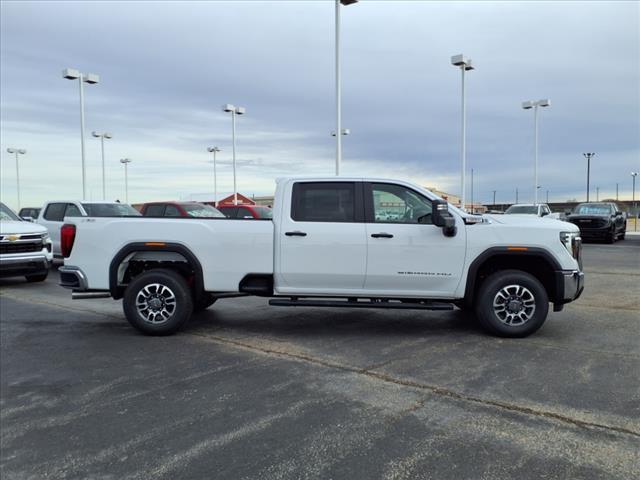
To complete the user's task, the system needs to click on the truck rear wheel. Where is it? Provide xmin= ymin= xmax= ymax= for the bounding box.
xmin=474 ymin=270 xmax=549 ymax=338
xmin=122 ymin=269 xmax=193 ymax=336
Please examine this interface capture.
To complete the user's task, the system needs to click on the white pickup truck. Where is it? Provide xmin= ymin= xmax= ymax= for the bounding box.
xmin=59 ymin=177 xmax=584 ymax=338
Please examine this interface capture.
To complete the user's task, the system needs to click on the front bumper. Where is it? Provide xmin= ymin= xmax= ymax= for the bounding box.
xmin=555 ymin=269 xmax=584 ymax=305
xmin=0 ymin=253 xmax=51 ymax=278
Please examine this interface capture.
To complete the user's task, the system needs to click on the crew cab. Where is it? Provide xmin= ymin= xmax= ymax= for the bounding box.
xmin=37 ymin=201 xmax=140 ymax=257
xmin=217 ymin=205 xmax=273 ymax=219
xmin=59 ymin=177 xmax=584 ymax=338
xmin=140 ymin=201 xmax=225 ymax=218
xmin=1 ymin=202 xmax=53 ymax=282
xmin=566 ymin=202 xmax=626 ymax=243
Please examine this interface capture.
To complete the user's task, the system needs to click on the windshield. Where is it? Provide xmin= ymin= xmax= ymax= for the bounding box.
xmin=82 ymin=203 xmax=141 ymax=217
xmin=252 ymin=206 xmax=273 ymax=219
xmin=182 ymin=204 xmax=225 ymax=218
xmin=0 ymin=203 xmax=21 ymax=221
xmin=573 ymin=204 xmax=612 ymax=216
xmin=505 ymin=205 xmax=538 ymax=214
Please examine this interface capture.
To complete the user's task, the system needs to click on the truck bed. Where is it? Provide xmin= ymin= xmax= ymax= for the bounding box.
xmin=65 ymin=217 xmax=274 ymax=291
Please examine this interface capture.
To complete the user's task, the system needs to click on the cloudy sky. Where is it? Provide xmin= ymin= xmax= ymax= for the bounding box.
xmin=1 ymin=0 xmax=638 ymax=210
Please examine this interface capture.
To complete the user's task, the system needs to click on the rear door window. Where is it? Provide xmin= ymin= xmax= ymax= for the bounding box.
xmin=65 ymin=204 xmax=82 ymax=217
xmin=291 ymin=182 xmax=357 ymax=223
xmin=144 ymin=205 xmax=165 ymax=216
xmin=221 ymin=207 xmax=238 ymax=218
xmin=164 ymin=205 xmax=181 ymax=217
xmin=237 ymin=207 xmax=254 ymax=219
xmin=43 ymin=203 xmax=67 ymax=221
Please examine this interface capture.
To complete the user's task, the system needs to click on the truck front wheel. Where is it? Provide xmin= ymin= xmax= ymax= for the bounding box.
xmin=122 ymin=269 xmax=194 ymax=336
xmin=474 ymin=270 xmax=549 ymax=338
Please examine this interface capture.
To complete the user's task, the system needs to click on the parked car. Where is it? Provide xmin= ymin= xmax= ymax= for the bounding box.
xmin=504 ymin=203 xmax=562 ymax=219
xmin=1 ymin=202 xmax=53 ymax=282
xmin=37 ymin=201 xmax=140 ymax=257
xmin=566 ymin=202 xmax=626 ymax=243
xmin=140 ymin=201 xmax=225 ymax=218
xmin=60 ymin=177 xmax=584 ymax=339
xmin=217 ymin=205 xmax=273 ymax=219
xmin=18 ymin=207 xmax=41 ymax=221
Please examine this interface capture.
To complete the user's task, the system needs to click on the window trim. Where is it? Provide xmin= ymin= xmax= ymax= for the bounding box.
xmin=363 ymin=182 xmax=434 ymax=225
xmin=143 ymin=204 xmax=167 ymax=217
xmin=290 ymin=181 xmax=364 ymax=223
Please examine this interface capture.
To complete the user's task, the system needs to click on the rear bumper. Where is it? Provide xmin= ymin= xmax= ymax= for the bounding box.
xmin=0 ymin=253 xmax=51 ymax=278
xmin=555 ymin=269 xmax=584 ymax=305
xmin=58 ymin=265 xmax=88 ymax=291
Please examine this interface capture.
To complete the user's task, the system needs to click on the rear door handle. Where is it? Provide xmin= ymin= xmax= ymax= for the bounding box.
xmin=371 ymin=232 xmax=394 ymax=238
xmin=285 ymin=231 xmax=307 ymax=237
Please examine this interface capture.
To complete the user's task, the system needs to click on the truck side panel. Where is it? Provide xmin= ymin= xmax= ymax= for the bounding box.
xmin=65 ymin=217 xmax=274 ymax=291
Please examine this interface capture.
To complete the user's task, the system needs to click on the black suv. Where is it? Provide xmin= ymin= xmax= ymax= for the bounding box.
xmin=567 ymin=202 xmax=626 ymax=243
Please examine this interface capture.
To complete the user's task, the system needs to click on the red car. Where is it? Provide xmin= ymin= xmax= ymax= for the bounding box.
xmin=217 ymin=205 xmax=273 ymax=219
xmin=139 ymin=202 xmax=225 ymax=218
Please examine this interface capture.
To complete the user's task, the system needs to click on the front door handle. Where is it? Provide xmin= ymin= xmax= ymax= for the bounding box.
xmin=371 ymin=232 xmax=394 ymax=238
xmin=285 ymin=231 xmax=307 ymax=237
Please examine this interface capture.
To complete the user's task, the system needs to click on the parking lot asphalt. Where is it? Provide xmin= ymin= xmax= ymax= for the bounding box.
xmin=1 ymin=238 xmax=639 ymax=479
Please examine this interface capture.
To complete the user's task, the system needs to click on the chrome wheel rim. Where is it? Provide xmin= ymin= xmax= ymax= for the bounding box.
xmin=135 ymin=283 xmax=177 ymax=324
xmin=492 ymin=284 xmax=536 ymax=326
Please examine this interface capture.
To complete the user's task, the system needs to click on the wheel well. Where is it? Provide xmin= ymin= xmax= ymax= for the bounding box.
xmin=466 ymin=253 xmax=559 ymax=307
xmin=109 ymin=244 xmax=203 ymax=299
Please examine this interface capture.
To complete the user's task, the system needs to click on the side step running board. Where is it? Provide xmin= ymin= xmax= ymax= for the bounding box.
xmin=269 ymin=298 xmax=453 ymax=311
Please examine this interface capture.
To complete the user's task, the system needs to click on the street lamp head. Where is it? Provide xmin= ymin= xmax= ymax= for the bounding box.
xmin=340 ymin=0 xmax=359 ymax=5
xmin=537 ymin=99 xmax=551 ymax=108
xmin=120 ymin=158 xmax=131 ymax=164
xmin=222 ymin=104 xmax=235 ymax=112
xmin=235 ymin=106 xmax=246 ymax=115
xmin=450 ymin=54 xmax=470 ymax=67
xmin=18 ymin=149 xmax=26 ymax=154
xmin=522 ymin=101 xmax=534 ymax=110
xmin=104 ymin=133 xmax=112 ymax=139
xmin=207 ymin=146 xmax=221 ymax=153
xmin=92 ymin=131 xmax=100 ymax=138
xmin=7 ymin=148 xmax=15 ymax=153
xmin=62 ymin=68 xmax=80 ymax=80
xmin=84 ymin=73 xmax=99 ymax=84
xmin=632 ymin=172 xmax=639 ymax=177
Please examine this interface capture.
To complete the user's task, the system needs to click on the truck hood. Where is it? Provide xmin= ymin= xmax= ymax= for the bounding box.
xmin=483 ymin=214 xmax=578 ymax=232
xmin=0 ymin=220 xmax=48 ymax=236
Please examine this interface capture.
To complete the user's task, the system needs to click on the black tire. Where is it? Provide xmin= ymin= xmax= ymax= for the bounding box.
xmin=619 ymin=230 xmax=626 ymax=240
xmin=122 ymin=269 xmax=193 ymax=336
xmin=25 ymin=272 xmax=48 ymax=283
xmin=193 ymin=293 xmax=217 ymax=312
xmin=474 ymin=270 xmax=549 ymax=338
xmin=606 ymin=227 xmax=616 ymax=244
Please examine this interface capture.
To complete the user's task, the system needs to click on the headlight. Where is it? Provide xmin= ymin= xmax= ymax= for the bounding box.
xmin=560 ymin=231 xmax=581 ymax=261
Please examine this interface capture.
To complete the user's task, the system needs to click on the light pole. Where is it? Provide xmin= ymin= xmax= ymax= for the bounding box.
xmin=516 ymin=187 xmax=519 ymax=204
xmin=492 ymin=190 xmax=496 ymax=207
xmin=207 ymin=146 xmax=221 ymax=206
xmin=451 ymin=54 xmax=475 ymax=211
xmin=546 ymin=190 xmax=549 ymax=204
xmin=632 ymin=172 xmax=638 ymax=231
xmin=522 ymin=99 xmax=550 ymax=204
xmin=583 ymin=153 xmax=595 ymax=201
xmin=596 ymin=187 xmax=599 ymax=202
xmin=470 ymin=167 xmax=474 ymax=213
xmin=92 ymin=131 xmax=112 ymax=200
xmin=222 ymin=104 xmax=246 ymax=205
xmin=120 ymin=158 xmax=132 ymax=203
xmin=616 ymin=183 xmax=619 ymax=201
xmin=334 ymin=0 xmax=358 ymax=176
xmin=6 ymin=148 xmax=26 ymax=209
xmin=62 ymin=68 xmax=99 ymax=200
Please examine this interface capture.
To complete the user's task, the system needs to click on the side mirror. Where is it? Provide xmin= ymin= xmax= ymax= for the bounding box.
xmin=431 ymin=200 xmax=457 ymax=237
xmin=541 ymin=211 xmax=549 ymax=217
xmin=565 ymin=210 xmax=572 ymax=216
xmin=21 ymin=216 xmax=34 ymax=222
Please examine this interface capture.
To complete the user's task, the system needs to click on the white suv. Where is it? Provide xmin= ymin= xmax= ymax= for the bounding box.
xmin=37 ymin=201 xmax=140 ymax=257
xmin=0 ymin=202 xmax=53 ymax=282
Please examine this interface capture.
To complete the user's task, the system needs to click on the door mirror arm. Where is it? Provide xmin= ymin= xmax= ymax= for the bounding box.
xmin=431 ymin=200 xmax=457 ymax=237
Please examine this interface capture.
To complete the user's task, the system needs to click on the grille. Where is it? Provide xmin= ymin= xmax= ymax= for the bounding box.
xmin=573 ymin=218 xmax=607 ymax=228
xmin=0 ymin=242 xmax=42 ymax=254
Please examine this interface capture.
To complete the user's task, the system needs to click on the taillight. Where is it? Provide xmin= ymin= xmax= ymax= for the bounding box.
xmin=60 ymin=224 xmax=76 ymax=258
